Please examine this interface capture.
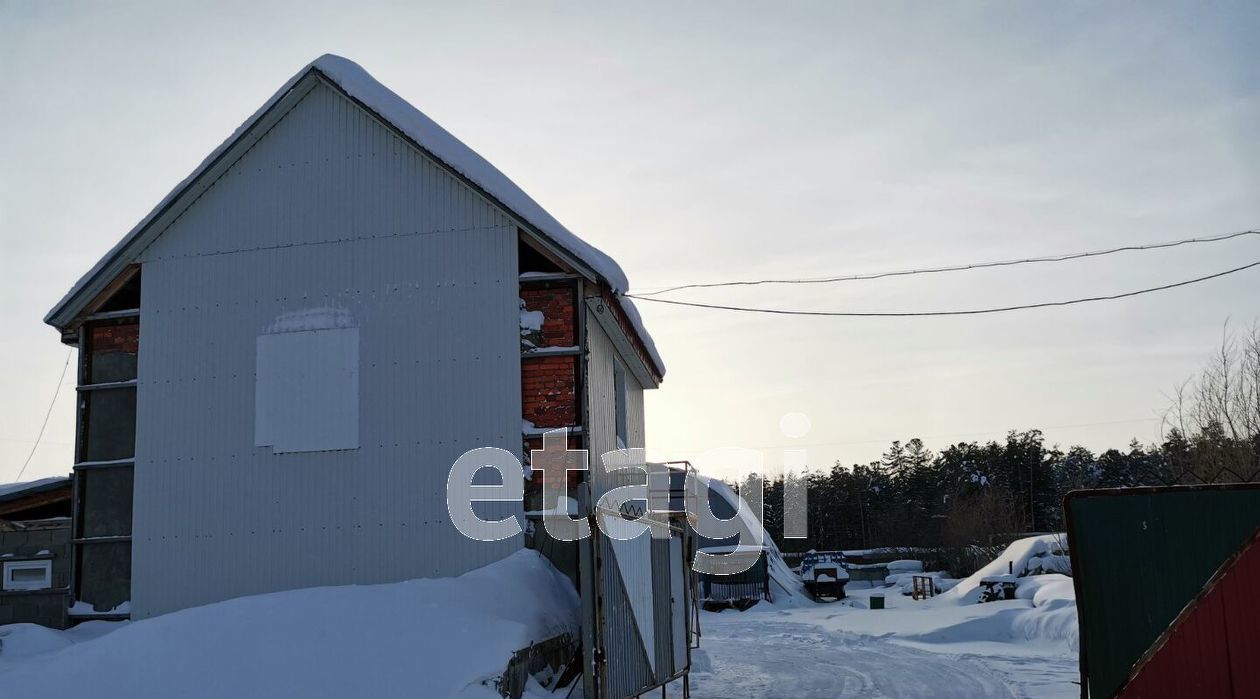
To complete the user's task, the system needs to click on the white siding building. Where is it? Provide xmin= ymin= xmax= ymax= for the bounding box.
xmin=45 ymin=55 xmax=684 ymax=698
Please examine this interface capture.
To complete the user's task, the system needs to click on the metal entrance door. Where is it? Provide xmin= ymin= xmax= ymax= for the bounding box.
xmin=581 ymin=513 xmax=691 ymax=699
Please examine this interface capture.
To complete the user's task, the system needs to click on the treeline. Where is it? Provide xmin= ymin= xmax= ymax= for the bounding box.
xmin=745 ymin=322 xmax=1260 ymax=560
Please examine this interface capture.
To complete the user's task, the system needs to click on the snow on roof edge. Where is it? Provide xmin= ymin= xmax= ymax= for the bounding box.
xmin=613 ymin=294 xmax=664 ymax=382
xmin=44 ymin=54 xmax=665 ymax=378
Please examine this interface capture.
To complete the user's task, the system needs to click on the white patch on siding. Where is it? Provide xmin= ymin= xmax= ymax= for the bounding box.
xmin=266 ymin=307 xmax=355 ymax=334
xmin=255 ymin=326 xmax=359 ymax=453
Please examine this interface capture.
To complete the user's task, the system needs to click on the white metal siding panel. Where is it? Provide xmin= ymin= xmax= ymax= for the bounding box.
xmin=586 ymin=309 xmax=647 ymax=502
xmin=669 ymin=534 xmax=687 ymax=675
xmin=130 ymin=82 xmax=521 ymax=618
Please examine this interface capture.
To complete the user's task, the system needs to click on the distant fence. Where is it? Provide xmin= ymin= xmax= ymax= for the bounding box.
xmin=782 ymin=548 xmax=930 ymax=567
xmin=697 ymin=556 xmax=769 ymax=603
xmin=782 ymin=550 xmax=848 ymax=567
xmin=845 ymin=564 xmax=890 ymax=584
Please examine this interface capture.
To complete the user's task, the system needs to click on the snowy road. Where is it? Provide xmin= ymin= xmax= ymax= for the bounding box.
xmin=686 ymin=618 xmax=1017 ymax=699
xmin=666 ymin=535 xmax=1079 ymax=697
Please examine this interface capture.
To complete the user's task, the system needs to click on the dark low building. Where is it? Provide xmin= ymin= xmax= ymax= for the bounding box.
xmin=0 ymin=477 xmax=73 ymax=629
xmin=673 ymin=473 xmax=773 ymax=608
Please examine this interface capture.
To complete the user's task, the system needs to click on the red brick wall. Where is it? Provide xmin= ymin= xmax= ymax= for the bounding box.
xmin=524 ymin=434 xmax=584 ymax=453
xmin=521 ymin=355 xmax=578 ymax=428
xmin=520 ymin=281 xmax=580 ymax=432
xmin=90 ymin=323 xmax=139 ymax=354
xmin=520 ymin=284 xmax=576 ymax=347
xmin=523 ymin=434 xmax=585 ymax=488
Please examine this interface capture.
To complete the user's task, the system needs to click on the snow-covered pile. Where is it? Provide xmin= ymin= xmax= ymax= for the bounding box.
xmin=0 ymin=621 xmax=120 ymax=662
xmin=941 ymin=534 xmax=1070 ymax=604
xmin=1027 ymin=552 xmax=1072 ymax=575
xmin=886 ymin=559 xmax=924 ymax=573
xmin=881 ymin=559 xmax=941 ymax=594
xmin=0 ymin=551 xmax=578 ymax=699
xmin=855 ymin=535 xmax=1081 ymax=650
xmin=886 ymin=571 xmax=961 ymax=595
xmin=519 ymin=299 xmax=545 ymax=349
xmin=1009 ymin=573 xmax=1078 ymax=647
xmin=892 ymin=570 xmax=1079 ymax=649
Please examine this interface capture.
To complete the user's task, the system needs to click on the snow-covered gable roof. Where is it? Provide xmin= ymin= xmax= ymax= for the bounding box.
xmin=45 ymin=54 xmax=664 ymax=378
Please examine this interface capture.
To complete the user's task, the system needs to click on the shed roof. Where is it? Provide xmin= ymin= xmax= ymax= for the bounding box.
xmin=0 ymin=476 xmax=70 ymax=504
xmin=45 ymin=54 xmax=664 ymax=378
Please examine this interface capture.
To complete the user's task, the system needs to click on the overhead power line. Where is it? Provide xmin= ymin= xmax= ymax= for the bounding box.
xmin=14 ymin=350 xmax=72 ymax=483
xmin=622 ymin=259 xmax=1260 ymax=317
xmin=632 ymin=229 xmax=1260 ymax=297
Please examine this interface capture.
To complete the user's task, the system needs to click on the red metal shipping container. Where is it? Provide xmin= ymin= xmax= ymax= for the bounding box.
xmin=1119 ymin=528 xmax=1260 ymax=699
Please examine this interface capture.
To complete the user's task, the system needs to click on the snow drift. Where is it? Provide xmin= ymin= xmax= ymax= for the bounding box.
xmin=887 ymin=535 xmax=1080 ymax=650
xmin=1011 ymin=574 xmax=1079 ymax=648
xmin=942 ymin=533 xmax=1070 ymax=604
xmin=0 ymin=550 xmax=577 ymax=699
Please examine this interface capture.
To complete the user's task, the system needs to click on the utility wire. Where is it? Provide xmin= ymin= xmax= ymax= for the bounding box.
xmin=632 ymin=229 xmax=1260 ymax=296
xmin=14 ymin=349 xmax=72 ymax=483
xmin=622 ymin=259 xmax=1260 ymax=317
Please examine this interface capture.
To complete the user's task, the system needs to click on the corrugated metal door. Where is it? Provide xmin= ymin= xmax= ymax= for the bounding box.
xmin=589 ymin=516 xmax=689 ymax=698
xmin=597 ymin=526 xmax=658 ymax=698
xmin=668 ymin=534 xmax=689 ymax=675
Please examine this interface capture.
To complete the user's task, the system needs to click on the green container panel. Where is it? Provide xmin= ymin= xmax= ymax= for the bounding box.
xmin=1066 ymin=485 xmax=1260 ymax=699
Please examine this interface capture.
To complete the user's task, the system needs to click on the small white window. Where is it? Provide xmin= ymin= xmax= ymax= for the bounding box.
xmin=3 ymin=560 xmax=52 ymax=591
xmin=255 ymin=326 xmax=359 ymax=454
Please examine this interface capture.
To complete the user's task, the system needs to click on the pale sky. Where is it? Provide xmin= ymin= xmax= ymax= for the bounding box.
xmin=3 ymin=2 xmax=1258 ymax=483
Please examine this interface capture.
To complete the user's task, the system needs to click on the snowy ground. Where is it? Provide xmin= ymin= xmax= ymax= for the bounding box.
xmin=678 ymin=534 xmax=1078 ymax=698
xmin=682 ymin=560 xmax=1079 ymax=699
xmin=0 ymin=534 xmax=1077 ymax=698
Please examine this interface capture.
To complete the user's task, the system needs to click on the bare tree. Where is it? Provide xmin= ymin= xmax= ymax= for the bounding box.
xmin=1162 ymin=320 xmax=1260 ymax=481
